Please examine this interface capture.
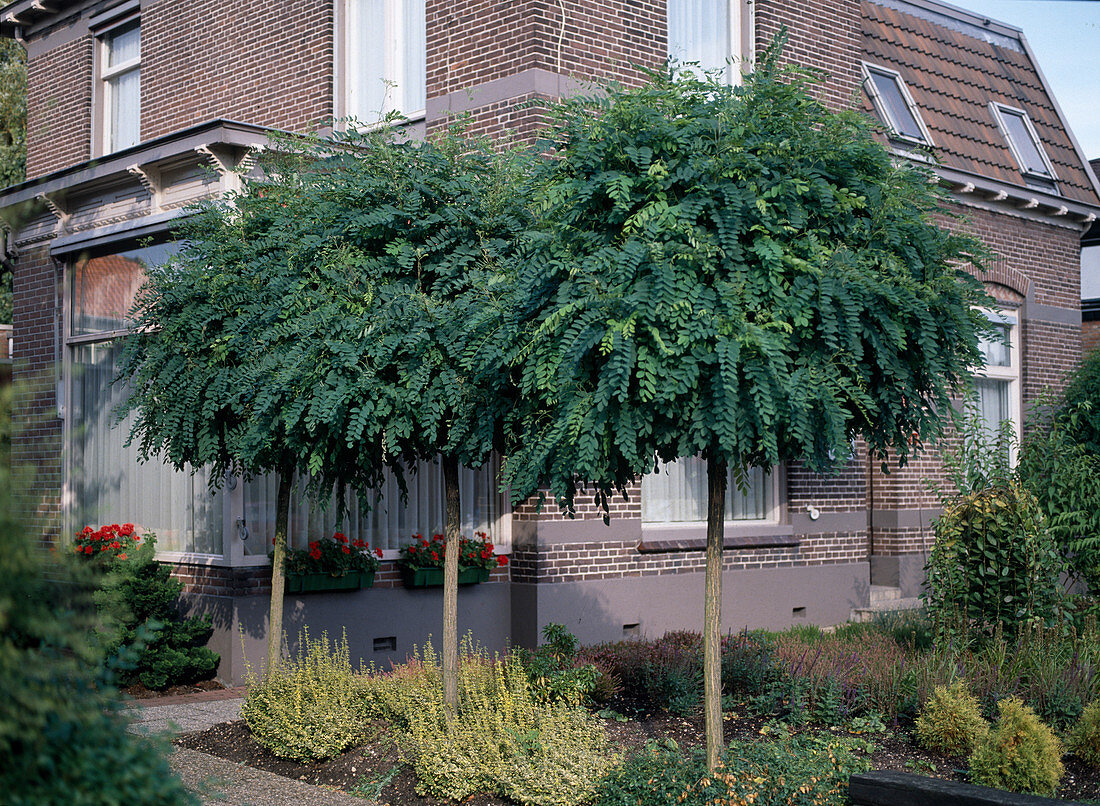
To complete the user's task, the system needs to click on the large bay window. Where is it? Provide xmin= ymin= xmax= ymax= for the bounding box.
xmin=345 ymin=0 xmax=426 ymax=124
xmin=66 ymin=242 xmax=508 ymax=561
xmin=973 ymin=308 xmax=1022 ymax=463
xmin=642 ymin=456 xmax=777 ymax=525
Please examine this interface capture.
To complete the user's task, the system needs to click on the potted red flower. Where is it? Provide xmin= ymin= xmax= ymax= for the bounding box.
xmin=73 ymin=522 xmax=143 ymax=562
xmin=282 ymin=532 xmax=382 ymax=593
xmin=397 ymin=531 xmax=508 ymax=588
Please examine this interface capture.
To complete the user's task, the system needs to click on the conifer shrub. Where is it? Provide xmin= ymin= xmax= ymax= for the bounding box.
xmin=915 ymin=681 xmax=988 ymax=756
xmin=969 ymin=697 xmax=1064 ymax=796
xmin=241 ymin=629 xmax=365 ymax=762
xmin=1069 ymin=700 xmax=1100 ymax=768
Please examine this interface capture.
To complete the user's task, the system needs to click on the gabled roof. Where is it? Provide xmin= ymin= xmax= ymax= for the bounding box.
xmin=862 ymin=0 xmax=1100 ymax=209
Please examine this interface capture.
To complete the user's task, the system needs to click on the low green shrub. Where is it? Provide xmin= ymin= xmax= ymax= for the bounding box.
xmin=969 ymin=697 xmax=1064 ymax=796
xmin=515 ymin=623 xmax=605 ymax=705
xmin=1069 ymin=700 xmax=1100 ymax=768
xmin=915 ymin=682 xmax=988 ymax=756
xmin=371 ymin=638 xmax=618 ymax=806
xmin=593 ymin=732 xmax=870 ymax=806
xmin=241 ymin=629 xmax=365 ymax=762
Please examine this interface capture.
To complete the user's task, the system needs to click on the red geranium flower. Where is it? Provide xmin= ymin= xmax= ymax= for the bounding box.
xmin=375 ymin=548 xmax=383 ymax=558
xmin=497 ymin=555 xmax=509 ymax=567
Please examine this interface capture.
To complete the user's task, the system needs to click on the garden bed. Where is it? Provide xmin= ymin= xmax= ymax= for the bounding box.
xmin=175 ymin=697 xmax=1100 ymax=804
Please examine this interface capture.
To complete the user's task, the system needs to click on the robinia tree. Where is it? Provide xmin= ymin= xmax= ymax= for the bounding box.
xmin=506 ymin=47 xmax=989 ymax=769
xmin=119 ymin=125 xmax=526 ymax=696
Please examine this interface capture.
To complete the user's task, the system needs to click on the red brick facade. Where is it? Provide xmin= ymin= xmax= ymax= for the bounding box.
xmin=25 ymin=36 xmax=93 ymax=178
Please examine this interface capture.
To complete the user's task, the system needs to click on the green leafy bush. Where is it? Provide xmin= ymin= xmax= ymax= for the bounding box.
xmin=241 ymin=629 xmax=365 ymax=762
xmin=969 ymin=697 xmax=1064 ymax=796
xmin=593 ymin=732 xmax=870 ymax=806
xmin=1069 ymin=700 xmax=1100 ymax=768
xmin=925 ymin=482 xmax=1063 ymax=643
xmin=515 ymin=623 xmax=605 ymax=705
xmin=915 ymin=682 xmax=988 ymax=756
xmin=1057 ymin=348 xmax=1100 ymax=456
xmin=366 ymin=638 xmax=619 ymax=806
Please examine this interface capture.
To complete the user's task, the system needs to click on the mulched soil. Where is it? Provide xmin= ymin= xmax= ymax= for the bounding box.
xmin=176 ymin=696 xmax=1100 ymax=804
xmin=122 ymin=679 xmax=227 ymax=700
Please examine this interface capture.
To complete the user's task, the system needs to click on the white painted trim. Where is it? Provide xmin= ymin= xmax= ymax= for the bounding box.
xmin=861 ymin=61 xmax=934 ymax=147
xmin=989 ymin=101 xmax=1059 ymax=185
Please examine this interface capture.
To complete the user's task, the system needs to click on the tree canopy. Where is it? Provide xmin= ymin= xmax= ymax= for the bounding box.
xmin=506 ymin=53 xmax=989 ymax=511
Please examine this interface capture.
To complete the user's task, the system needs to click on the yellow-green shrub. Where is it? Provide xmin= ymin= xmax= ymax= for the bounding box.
xmin=1069 ymin=700 xmax=1100 ymax=767
xmin=241 ymin=629 xmax=365 ymax=762
xmin=969 ymin=697 xmax=1064 ymax=796
xmin=915 ymin=681 xmax=988 ymax=756
xmin=368 ymin=637 xmax=620 ymax=805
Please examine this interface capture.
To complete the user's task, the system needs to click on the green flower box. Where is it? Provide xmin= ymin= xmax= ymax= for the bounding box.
xmin=285 ymin=570 xmax=374 ymax=594
xmin=400 ymin=566 xmax=490 ymax=588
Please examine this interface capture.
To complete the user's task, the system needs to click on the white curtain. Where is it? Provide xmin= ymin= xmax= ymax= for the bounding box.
xmin=71 ymin=341 xmax=223 ymax=555
xmin=347 ymin=0 xmax=426 ymax=122
xmin=668 ymin=0 xmax=730 ymax=80
xmin=106 ymin=24 xmax=141 ymax=151
xmin=642 ymin=456 xmax=769 ymax=523
xmin=243 ymin=455 xmax=504 ymax=553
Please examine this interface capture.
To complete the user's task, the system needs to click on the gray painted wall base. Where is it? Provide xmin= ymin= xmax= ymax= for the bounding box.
xmin=182 ymin=583 xmax=512 ymax=685
xmin=869 ymin=554 xmax=928 ymax=598
xmin=512 ymin=562 xmax=869 ymax=649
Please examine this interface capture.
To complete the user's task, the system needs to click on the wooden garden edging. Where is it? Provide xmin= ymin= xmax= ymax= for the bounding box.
xmin=849 ymin=771 xmax=1085 ymax=806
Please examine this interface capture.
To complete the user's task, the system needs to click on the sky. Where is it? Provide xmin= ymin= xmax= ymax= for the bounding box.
xmin=950 ymin=0 xmax=1100 ymax=160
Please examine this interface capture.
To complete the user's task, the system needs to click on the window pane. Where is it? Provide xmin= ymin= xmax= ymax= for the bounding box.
xmin=977 ymin=322 xmax=1011 ymax=368
xmin=1002 ymin=110 xmax=1050 ymax=176
xmin=869 ymin=70 xmax=925 ymax=141
xmin=71 ymin=242 xmax=177 ymax=337
xmin=106 ymin=23 xmax=140 ymax=67
xmin=109 ymin=67 xmax=141 ymax=151
xmin=242 ymin=456 xmax=503 ymax=554
xmin=347 ymin=0 xmax=426 ymax=122
xmin=668 ymin=0 xmax=730 ymax=79
xmin=71 ymin=341 xmax=223 ymax=555
xmin=642 ymin=456 xmax=771 ymax=523
xmin=974 ymin=377 xmax=1013 ymax=462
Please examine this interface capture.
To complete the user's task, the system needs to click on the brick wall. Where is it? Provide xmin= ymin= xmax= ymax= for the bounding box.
xmin=1085 ymin=321 xmax=1100 ymax=355
xmin=142 ymin=0 xmax=334 ymax=141
xmin=755 ymin=0 xmax=862 ymax=110
xmin=11 ymin=246 xmax=62 ymax=546
xmin=25 ymin=36 xmax=93 ymax=179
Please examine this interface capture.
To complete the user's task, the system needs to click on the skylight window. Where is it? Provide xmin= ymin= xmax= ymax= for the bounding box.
xmin=990 ymin=102 xmax=1058 ymax=188
xmin=863 ymin=63 xmax=932 ymax=145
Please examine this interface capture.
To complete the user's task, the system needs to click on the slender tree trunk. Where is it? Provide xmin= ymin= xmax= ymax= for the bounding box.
xmin=704 ymin=450 xmax=728 ymax=772
xmin=266 ymin=469 xmax=291 ymax=678
xmin=442 ymin=454 xmax=461 ymax=712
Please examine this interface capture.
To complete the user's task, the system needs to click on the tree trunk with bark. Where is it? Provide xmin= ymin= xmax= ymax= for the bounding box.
xmin=442 ymin=454 xmax=461 ymax=712
xmin=704 ymin=450 xmax=728 ymax=771
xmin=266 ymin=469 xmax=292 ymax=678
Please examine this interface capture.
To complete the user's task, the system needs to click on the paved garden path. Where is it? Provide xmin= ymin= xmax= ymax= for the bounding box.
xmin=123 ymin=687 xmax=368 ymax=806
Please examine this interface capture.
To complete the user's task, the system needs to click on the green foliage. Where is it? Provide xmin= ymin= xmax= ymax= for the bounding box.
xmin=89 ymin=533 xmax=218 ymax=689
xmin=362 ymin=638 xmax=619 ymax=806
xmin=969 ymin=697 xmax=1064 ymax=796
xmin=915 ymin=682 xmax=989 ymax=756
xmin=924 ymin=481 xmax=1063 ymax=644
xmin=1070 ymin=700 xmax=1100 ymax=768
xmin=119 ymin=123 xmax=529 ymax=509
xmin=0 ymin=423 xmax=193 ymax=803
xmin=1017 ymin=397 xmax=1100 ymax=593
xmin=1058 ymin=348 xmax=1100 ymax=456
xmin=0 ymin=14 xmax=25 ymax=190
xmin=241 ymin=629 xmax=365 ymax=762
xmin=505 ymin=44 xmax=988 ymax=514
xmin=593 ymin=732 xmax=870 ymax=806
xmin=515 ymin=623 xmax=603 ymax=706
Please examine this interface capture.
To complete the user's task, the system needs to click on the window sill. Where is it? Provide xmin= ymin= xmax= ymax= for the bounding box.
xmin=637 ymin=522 xmax=797 ymax=554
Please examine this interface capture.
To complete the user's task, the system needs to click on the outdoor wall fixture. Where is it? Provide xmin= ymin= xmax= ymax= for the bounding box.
xmin=806 ymin=506 xmax=821 ymax=521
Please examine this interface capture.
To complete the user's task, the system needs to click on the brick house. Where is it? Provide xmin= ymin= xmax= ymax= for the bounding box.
xmin=1082 ymin=159 xmax=1100 ymax=354
xmin=1 ymin=0 xmax=1097 ymax=684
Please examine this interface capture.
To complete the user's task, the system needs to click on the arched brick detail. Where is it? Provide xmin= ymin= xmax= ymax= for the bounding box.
xmin=965 ymin=257 xmax=1031 ymax=300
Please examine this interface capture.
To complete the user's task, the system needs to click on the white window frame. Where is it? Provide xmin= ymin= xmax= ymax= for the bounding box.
xmin=973 ymin=306 xmax=1022 ymax=466
xmin=640 ymin=457 xmax=781 ymax=530
xmin=95 ymin=15 xmax=142 ymax=156
xmin=338 ymin=0 xmax=426 ymax=127
xmin=666 ymin=0 xmax=753 ymax=86
xmin=862 ymin=62 xmax=934 ymax=146
xmin=989 ymin=102 xmax=1059 ymax=186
